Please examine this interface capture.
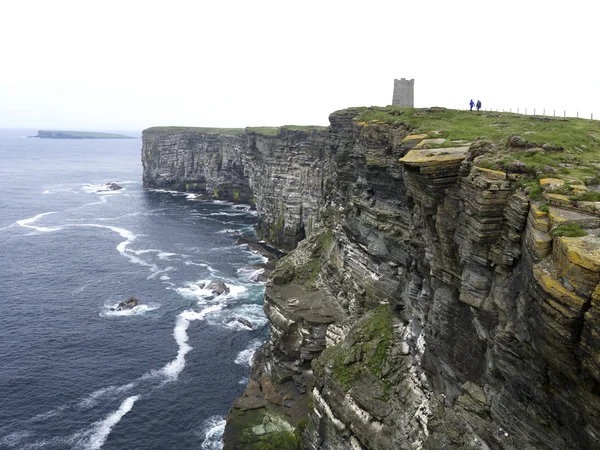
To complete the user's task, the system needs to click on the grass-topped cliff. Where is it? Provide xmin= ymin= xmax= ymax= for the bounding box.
xmin=143 ymin=106 xmax=600 ymax=449
xmin=356 ymin=107 xmax=600 ymax=183
xmin=144 ymin=125 xmax=327 ymax=136
xmin=354 ymin=106 xmax=599 ymax=154
xmin=349 ymin=106 xmax=600 ymax=208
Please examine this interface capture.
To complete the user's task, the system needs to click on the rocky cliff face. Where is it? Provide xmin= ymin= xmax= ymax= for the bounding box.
xmin=142 ymin=109 xmax=600 ymax=449
xmin=142 ymin=126 xmax=329 ymax=250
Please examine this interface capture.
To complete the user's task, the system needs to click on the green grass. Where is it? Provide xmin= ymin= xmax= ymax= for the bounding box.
xmin=229 ymin=409 xmax=300 ymax=450
xmin=144 ymin=126 xmax=245 ymax=135
xmin=529 ymin=185 xmax=543 ymax=201
xmin=539 ymin=204 xmax=550 ymax=213
xmin=145 ymin=125 xmax=327 ymax=137
xmin=576 ymin=191 xmax=600 ymax=202
xmin=246 ymin=125 xmax=327 ymax=136
xmin=349 ymin=106 xmax=600 ymax=184
xmin=551 ymin=224 xmax=588 ymax=237
xmin=246 ymin=126 xmax=280 ymax=136
xmin=353 ymin=107 xmax=600 ymax=152
xmin=282 ymin=125 xmax=328 ymax=132
xmin=315 ymin=305 xmax=393 ymax=398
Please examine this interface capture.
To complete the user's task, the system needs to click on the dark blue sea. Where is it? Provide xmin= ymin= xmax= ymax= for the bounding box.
xmin=0 ymin=129 xmax=268 ymax=449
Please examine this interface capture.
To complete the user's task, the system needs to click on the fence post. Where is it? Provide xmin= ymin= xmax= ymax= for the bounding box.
xmin=525 ymin=108 xmax=527 ymax=115
xmin=577 ymin=111 xmax=579 ymax=118
xmin=554 ymin=110 xmax=555 ymax=117
xmin=517 ymin=108 xmax=519 ymax=114
xmin=534 ymin=108 xmax=536 ymax=115
xmin=564 ymin=111 xmax=566 ymax=118
xmin=543 ymin=108 xmax=545 ymax=116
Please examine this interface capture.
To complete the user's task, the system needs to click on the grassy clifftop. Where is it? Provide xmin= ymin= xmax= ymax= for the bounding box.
xmin=143 ymin=125 xmax=327 ymax=136
xmin=351 ymin=106 xmax=600 ymax=192
xmin=144 ymin=107 xmax=600 ymax=202
xmin=353 ymin=106 xmax=599 ymax=153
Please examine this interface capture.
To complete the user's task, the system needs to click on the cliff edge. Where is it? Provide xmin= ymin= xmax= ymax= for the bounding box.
xmin=142 ymin=108 xmax=600 ymax=449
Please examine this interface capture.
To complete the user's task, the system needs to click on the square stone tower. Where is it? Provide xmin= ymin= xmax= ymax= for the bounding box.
xmin=392 ymin=78 xmax=414 ymax=107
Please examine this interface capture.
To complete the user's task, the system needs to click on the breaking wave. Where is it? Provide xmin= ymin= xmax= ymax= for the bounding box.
xmin=200 ymin=416 xmax=226 ymax=450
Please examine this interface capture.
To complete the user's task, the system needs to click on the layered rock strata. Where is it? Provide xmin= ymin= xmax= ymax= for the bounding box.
xmin=142 ymin=109 xmax=600 ymax=449
xmin=142 ymin=127 xmax=329 ymax=251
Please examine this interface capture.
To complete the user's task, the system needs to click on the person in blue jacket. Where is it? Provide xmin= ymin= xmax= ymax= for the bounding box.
xmin=470 ymin=99 xmax=475 ymax=111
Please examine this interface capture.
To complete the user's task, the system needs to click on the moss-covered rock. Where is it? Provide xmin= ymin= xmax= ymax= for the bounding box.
xmin=224 ymin=408 xmax=300 ymax=450
xmin=313 ymin=305 xmax=393 ymax=397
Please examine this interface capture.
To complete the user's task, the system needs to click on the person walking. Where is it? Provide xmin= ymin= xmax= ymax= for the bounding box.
xmin=470 ymin=99 xmax=475 ymax=111
xmin=476 ymin=100 xmax=482 ymax=112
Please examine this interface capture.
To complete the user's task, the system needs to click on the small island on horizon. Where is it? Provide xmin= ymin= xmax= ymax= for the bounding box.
xmin=29 ymin=130 xmax=137 ymax=139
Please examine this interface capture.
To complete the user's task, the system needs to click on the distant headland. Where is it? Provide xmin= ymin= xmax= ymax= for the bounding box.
xmin=29 ymin=130 xmax=136 ymax=139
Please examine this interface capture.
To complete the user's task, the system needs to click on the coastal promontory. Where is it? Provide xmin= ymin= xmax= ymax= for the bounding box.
xmin=31 ymin=130 xmax=136 ymax=139
xmin=142 ymin=107 xmax=600 ymax=449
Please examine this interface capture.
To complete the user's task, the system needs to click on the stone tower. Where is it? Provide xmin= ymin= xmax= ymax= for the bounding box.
xmin=392 ymin=78 xmax=414 ymax=107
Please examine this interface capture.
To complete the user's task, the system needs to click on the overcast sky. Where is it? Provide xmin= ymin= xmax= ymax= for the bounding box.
xmin=1 ymin=0 xmax=597 ymax=131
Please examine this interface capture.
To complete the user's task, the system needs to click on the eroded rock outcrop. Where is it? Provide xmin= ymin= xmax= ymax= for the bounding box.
xmin=142 ymin=108 xmax=600 ymax=449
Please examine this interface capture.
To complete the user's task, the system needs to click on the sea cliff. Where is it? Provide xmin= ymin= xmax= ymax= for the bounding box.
xmin=142 ymin=108 xmax=600 ymax=449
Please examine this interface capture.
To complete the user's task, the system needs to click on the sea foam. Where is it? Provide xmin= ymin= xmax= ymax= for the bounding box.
xmin=101 ymin=303 xmax=161 ymax=317
xmin=84 ymin=395 xmax=140 ymax=450
xmin=152 ymin=305 xmax=223 ymax=382
xmin=234 ymin=339 xmax=263 ymax=366
xmin=80 ymin=183 xmax=126 ymax=195
xmin=200 ymin=416 xmax=226 ymax=450
xmin=78 ymin=383 xmax=137 ymax=409
xmin=16 ymin=212 xmax=61 ymax=233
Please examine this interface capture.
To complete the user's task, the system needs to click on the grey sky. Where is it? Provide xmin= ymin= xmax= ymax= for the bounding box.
xmin=1 ymin=0 xmax=597 ymax=130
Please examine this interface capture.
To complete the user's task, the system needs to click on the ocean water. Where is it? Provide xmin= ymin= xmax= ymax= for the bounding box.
xmin=0 ymin=129 xmax=268 ymax=449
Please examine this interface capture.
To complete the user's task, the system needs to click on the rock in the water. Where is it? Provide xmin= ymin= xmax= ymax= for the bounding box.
xmin=228 ymin=317 xmax=253 ymax=329
xmin=116 ymin=296 xmax=138 ymax=311
xmin=106 ymin=182 xmax=123 ymax=190
xmin=95 ymin=182 xmax=123 ymax=192
xmin=206 ymin=280 xmax=229 ymax=296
